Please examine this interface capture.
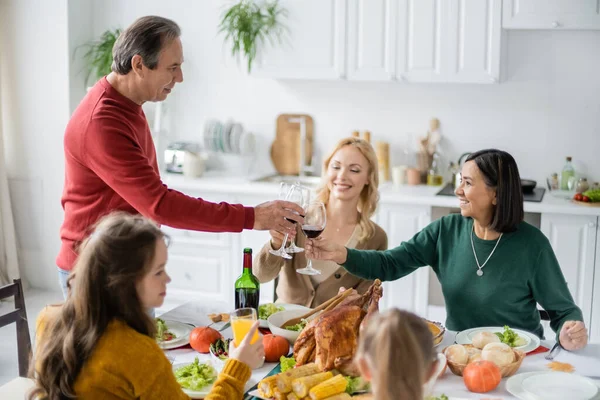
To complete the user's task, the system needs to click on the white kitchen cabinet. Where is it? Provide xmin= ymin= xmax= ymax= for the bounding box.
xmin=375 ymin=203 xmax=431 ymax=315
xmin=251 ymin=0 xmax=346 ymax=80
xmin=590 ymin=217 xmax=600 ymax=344
xmin=541 ymin=213 xmax=598 ymax=342
xmin=503 ymin=0 xmax=600 ymax=30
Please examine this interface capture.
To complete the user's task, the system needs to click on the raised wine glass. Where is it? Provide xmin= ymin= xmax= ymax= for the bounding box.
xmin=297 ymin=201 xmax=327 ymax=275
xmin=285 ymin=183 xmax=311 ymax=254
xmin=268 ymin=182 xmax=305 ymax=259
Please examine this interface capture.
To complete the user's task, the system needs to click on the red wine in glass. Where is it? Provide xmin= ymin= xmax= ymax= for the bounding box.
xmin=302 ymin=225 xmax=324 ymax=239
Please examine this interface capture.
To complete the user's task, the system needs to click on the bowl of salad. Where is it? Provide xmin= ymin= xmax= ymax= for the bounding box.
xmin=267 ymin=309 xmax=320 ymax=344
xmin=172 ymin=357 xmax=218 ymax=398
xmin=209 ymin=338 xmax=232 ymax=369
xmin=258 ymin=303 xmax=309 ymax=328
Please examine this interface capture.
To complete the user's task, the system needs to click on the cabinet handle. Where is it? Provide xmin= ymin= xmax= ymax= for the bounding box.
xmin=552 ymin=21 xmax=560 ymax=28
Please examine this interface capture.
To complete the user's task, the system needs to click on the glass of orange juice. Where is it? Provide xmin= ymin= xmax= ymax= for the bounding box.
xmin=230 ymin=308 xmax=259 ymax=347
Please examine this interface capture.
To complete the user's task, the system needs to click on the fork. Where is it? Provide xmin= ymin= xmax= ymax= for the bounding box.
xmin=545 ymin=343 xmax=562 ymax=360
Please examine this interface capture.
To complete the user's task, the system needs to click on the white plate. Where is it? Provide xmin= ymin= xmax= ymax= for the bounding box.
xmin=157 ymin=320 xmax=193 ymax=350
xmin=246 ymin=389 xmax=269 ymax=400
xmin=172 ymin=361 xmax=218 ymax=399
xmin=522 ymin=372 xmax=598 ymax=400
xmin=507 ymin=372 xmax=600 ymax=400
xmin=455 ymin=326 xmax=540 ymax=353
xmin=259 ymin=303 xmax=310 ymax=328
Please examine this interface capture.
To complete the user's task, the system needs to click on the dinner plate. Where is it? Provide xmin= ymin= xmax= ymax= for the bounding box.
xmin=259 ymin=303 xmax=310 ymax=328
xmin=172 ymin=361 xmax=217 ymax=399
xmin=157 ymin=320 xmax=193 ymax=350
xmin=507 ymin=371 xmax=600 ymax=400
xmin=522 ymin=372 xmax=598 ymax=400
xmin=455 ymin=326 xmax=540 ymax=353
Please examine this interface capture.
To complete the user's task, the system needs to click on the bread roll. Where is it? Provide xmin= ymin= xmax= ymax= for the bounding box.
xmin=482 ymin=342 xmax=515 ymax=367
xmin=472 ymin=331 xmax=500 ymax=349
xmin=467 ymin=347 xmax=482 ymax=363
xmin=444 ymin=344 xmax=469 ymax=365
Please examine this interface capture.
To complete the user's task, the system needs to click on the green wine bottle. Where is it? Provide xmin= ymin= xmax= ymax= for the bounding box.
xmin=234 ymin=248 xmax=260 ymax=311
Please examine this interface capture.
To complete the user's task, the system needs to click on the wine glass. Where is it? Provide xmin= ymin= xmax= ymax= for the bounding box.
xmin=269 ymin=183 xmax=306 ymax=259
xmin=297 ymin=201 xmax=326 ymax=275
xmin=286 ymin=183 xmax=311 ymax=254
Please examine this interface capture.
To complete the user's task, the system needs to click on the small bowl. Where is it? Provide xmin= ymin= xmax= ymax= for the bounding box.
xmin=443 ymin=344 xmax=525 ymax=378
xmin=209 ymin=339 xmax=265 ymax=370
xmin=423 ymin=353 xmax=447 ymax=397
xmin=267 ymin=309 xmax=320 ymax=344
xmin=424 ymin=319 xmax=446 ymax=347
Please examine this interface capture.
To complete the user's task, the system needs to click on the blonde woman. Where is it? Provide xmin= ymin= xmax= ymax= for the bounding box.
xmin=355 ymin=309 xmax=439 ymax=400
xmin=253 ymin=138 xmax=387 ymax=307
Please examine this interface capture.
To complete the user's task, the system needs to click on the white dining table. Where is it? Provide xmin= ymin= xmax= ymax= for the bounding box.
xmin=161 ymin=300 xmax=600 ymax=399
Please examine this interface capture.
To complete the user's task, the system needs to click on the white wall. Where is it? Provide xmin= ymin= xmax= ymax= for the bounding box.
xmin=92 ymin=0 xmax=600 ymax=184
xmin=0 ymin=0 xmax=73 ymax=292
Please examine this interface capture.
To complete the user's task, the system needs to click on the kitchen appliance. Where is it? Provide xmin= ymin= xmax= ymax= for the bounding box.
xmin=164 ymin=142 xmax=201 ymax=174
xmin=437 ymin=182 xmax=546 ymax=202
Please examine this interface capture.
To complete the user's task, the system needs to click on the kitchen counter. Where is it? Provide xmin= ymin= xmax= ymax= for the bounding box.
xmin=162 ymin=172 xmax=600 ymax=216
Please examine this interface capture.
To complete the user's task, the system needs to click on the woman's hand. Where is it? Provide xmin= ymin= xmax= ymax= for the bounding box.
xmin=305 ymin=237 xmax=348 ymax=264
xmin=269 ymin=229 xmax=296 ymax=250
xmin=559 ymin=320 xmax=588 ymax=351
xmin=229 ymin=321 xmax=265 ymax=369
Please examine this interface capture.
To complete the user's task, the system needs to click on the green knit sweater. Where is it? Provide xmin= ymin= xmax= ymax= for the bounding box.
xmin=344 ymin=214 xmax=583 ymax=339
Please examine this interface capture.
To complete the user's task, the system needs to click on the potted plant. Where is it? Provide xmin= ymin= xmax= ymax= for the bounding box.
xmin=218 ymin=0 xmax=287 ymax=73
xmin=78 ymin=28 xmax=121 ymax=86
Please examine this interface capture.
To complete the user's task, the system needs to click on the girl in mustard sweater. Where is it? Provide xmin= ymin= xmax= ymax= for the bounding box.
xmin=30 ymin=213 xmax=264 ymax=400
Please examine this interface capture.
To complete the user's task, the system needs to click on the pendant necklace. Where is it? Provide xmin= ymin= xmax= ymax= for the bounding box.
xmin=470 ymin=226 xmax=503 ymax=277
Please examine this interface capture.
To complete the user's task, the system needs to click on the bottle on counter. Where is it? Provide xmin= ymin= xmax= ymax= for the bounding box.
xmin=549 ymin=173 xmax=559 ymax=190
xmin=560 ymin=156 xmax=575 ymax=191
xmin=427 ymin=153 xmax=443 ymax=186
xmin=234 ymin=248 xmax=260 ymax=311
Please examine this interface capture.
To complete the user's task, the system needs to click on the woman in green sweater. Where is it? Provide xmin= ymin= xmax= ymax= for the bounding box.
xmin=306 ymin=149 xmax=588 ymax=351
xmin=31 ymin=213 xmax=263 ymax=399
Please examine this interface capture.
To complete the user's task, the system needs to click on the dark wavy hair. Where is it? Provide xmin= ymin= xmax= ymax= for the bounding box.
xmin=466 ymin=149 xmax=524 ymax=232
xmin=29 ymin=213 xmax=167 ymax=400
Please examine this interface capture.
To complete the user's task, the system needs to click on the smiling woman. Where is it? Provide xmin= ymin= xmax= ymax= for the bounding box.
xmin=305 ymin=149 xmax=589 ymax=352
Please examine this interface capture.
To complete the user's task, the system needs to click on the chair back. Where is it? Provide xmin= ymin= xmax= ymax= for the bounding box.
xmin=0 ymin=279 xmax=32 ymax=377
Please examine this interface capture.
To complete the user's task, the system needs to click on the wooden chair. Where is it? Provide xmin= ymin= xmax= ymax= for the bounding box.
xmin=0 ymin=279 xmax=32 ymax=377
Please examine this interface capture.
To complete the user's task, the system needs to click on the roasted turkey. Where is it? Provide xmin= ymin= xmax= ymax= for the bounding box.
xmin=293 ymin=279 xmax=383 ymax=376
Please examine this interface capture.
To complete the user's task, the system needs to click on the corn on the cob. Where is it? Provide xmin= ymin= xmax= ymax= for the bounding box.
xmin=308 ymin=374 xmax=347 ymax=400
xmin=277 ymin=363 xmax=321 ymax=393
xmin=258 ymin=374 xmax=279 ymax=398
xmin=273 ymin=387 xmax=287 ymax=400
xmin=292 ymin=372 xmax=333 ymax=398
xmin=287 ymin=393 xmax=301 ymax=400
xmin=321 ymin=394 xmax=351 ymax=400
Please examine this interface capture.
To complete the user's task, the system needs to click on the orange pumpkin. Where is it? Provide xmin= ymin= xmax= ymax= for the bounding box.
xmin=189 ymin=327 xmax=221 ymax=353
xmin=263 ymin=334 xmax=290 ymax=363
xmin=463 ymin=360 xmax=501 ymax=393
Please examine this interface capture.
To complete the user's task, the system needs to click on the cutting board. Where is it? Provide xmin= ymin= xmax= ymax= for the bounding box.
xmin=271 ymin=114 xmax=314 ymax=175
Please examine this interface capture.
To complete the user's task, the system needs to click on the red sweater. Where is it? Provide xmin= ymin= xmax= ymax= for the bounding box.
xmin=58 ymin=78 xmax=254 ymax=270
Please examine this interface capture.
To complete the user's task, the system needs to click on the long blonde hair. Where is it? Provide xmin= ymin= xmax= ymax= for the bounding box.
xmin=315 ymin=137 xmax=379 ymax=243
xmin=29 ymin=213 xmax=167 ymax=400
xmin=356 ymin=309 xmax=435 ymax=400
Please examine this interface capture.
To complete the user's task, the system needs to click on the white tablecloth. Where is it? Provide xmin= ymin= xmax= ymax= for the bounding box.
xmin=161 ymin=300 xmax=600 ymax=399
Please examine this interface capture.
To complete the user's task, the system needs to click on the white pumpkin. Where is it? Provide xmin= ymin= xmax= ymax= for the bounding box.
xmin=444 ymin=344 xmax=469 ymax=365
xmin=472 ymin=331 xmax=501 ymax=349
xmin=482 ymin=342 xmax=515 ymax=367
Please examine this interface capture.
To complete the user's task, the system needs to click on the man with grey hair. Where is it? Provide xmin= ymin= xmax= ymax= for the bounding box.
xmin=57 ymin=16 xmax=303 ymax=297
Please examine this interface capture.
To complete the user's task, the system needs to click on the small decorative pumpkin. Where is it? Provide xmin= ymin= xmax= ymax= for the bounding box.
xmin=189 ymin=327 xmax=221 ymax=353
xmin=263 ymin=334 xmax=289 ymax=363
xmin=463 ymin=360 xmax=501 ymax=393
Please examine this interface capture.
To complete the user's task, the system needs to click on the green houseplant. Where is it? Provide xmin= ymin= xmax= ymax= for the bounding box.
xmin=218 ymin=0 xmax=287 ymax=73
xmin=78 ymin=28 xmax=121 ymax=85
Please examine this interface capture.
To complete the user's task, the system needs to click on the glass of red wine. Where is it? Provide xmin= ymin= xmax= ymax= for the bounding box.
xmin=269 ymin=182 xmax=306 ymax=259
xmin=297 ymin=201 xmax=326 ymax=275
xmin=285 ymin=183 xmax=310 ymax=254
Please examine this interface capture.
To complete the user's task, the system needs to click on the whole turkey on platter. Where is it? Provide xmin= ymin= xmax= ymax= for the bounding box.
xmin=293 ymin=279 xmax=383 ymax=376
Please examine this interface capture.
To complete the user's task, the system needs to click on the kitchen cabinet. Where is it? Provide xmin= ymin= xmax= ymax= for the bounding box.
xmin=503 ymin=0 xmax=600 ymax=30
xmin=374 ymin=203 xmax=432 ymax=315
xmin=251 ymin=0 xmax=346 ymax=80
xmin=591 ymin=217 xmax=600 ymax=344
xmin=256 ymin=0 xmax=501 ymax=83
xmin=541 ymin=214 xmax=598 ymax=342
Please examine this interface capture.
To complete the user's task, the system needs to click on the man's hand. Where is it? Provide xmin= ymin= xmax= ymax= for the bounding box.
xmin=559 ymin=320 xmax=588 ymax=351
xmin=305 ymin=237 xmax=348 ymax=264
xmin=253 ymin=200 xmax=304 ymax=233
